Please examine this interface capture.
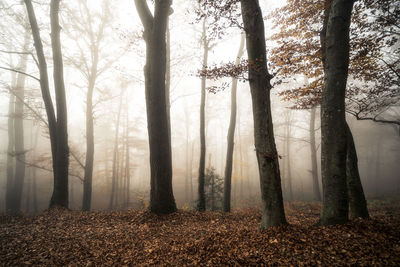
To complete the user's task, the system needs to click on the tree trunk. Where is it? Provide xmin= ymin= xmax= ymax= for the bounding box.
xmin=6 ymin=74 xmax=16 ymax=214
xmin=345 ymin=122 xmax=369 ymax=219
xmin=135 ymin=0 xmax=176 ymax=214
xmin=197 ymin=17 xmax=208 ymax=211
xmin=82 ymin=46 xmax=99 ymax=211
xmin=240 ymin=0 xmax=286 ymax=228
xmin=49 ymin=0 xmax=69 ymax=208
xmin=10 ymin=29 xmax=30 ymax=213
xmin=319 ymin=0 xmax=354 ymax=225
xmin=223 ymin=33 xmax=245 ymax=212
xmin=108 ymin=88 xmax=124 ymax=210
xmin=309 ymin=107 xmax=321 ymax=201
xmin=285 ymin=111 xmax=293 ymax=202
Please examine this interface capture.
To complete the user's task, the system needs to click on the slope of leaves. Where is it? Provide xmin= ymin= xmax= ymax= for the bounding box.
xmin=1 ymin=203 xmax=400 ymax=266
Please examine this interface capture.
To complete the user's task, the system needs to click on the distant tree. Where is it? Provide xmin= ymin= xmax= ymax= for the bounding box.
xmin=134 ymin=0 xmax=176 ymax=213
xmin=205 ymin=167 xmax=224 ymax=211
xmin=223 ymin=32 xmax=245 ymax=212
xmin=24 ymin=0 xmax=69 ymax=208
xmin=63 ymin=0 xmax=117 ymax=211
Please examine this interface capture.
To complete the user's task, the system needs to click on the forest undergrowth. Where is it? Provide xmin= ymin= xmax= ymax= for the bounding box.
xmin=1 ymin=200 xmax=399 ymax=266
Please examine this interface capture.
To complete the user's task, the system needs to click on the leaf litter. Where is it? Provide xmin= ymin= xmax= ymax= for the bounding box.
xmin=1 ymin=202 xmax=399 ymax=266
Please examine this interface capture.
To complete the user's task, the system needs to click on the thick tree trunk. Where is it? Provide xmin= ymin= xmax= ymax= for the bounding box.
xmin=309 ymin=107 xmax=321 ymax=201
xmin=10 ymin=29 xmax=30 ymax=213
xmin=223 ymin=33 xmax=245 ymax=212
xmin=345 ymin=122 xmax=369 ymax=218
xmin=198 ymin=17 xmax=208 ymax=212
xmin=320 ymin=0 xmax=354 ymax=225
xmin=240 ymin=0 xmax=286 ymax=228
xmin=50 ymin=0 xmax=69 ymax=208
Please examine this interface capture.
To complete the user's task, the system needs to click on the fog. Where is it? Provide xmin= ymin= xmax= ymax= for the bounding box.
xmin=0 ymin=0 xmax=399 ymax=214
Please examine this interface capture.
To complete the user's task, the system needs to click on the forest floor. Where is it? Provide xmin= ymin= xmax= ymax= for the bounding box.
xmin=1 ymin=200 xmax=400 ymax=266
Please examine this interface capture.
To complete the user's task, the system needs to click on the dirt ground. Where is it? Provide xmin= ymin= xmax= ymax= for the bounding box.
xmin=1 ymin=201 xmax=399 ymax=266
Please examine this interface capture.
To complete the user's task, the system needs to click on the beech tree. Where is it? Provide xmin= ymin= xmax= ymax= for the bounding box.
xmin=134 ymin=0 xmax=176 ymax=214
xmin=240 ymin=0 xmax=286 ymax=227
xmin=199 ymin=0 xmax=286 ymax=227
xmin=319 ymin=0 xmax=355 ymax=225
xmin=24 ymin=0 xmax=69 ymax=208
xmin=223 ymin=32 xmax=245 ymax=212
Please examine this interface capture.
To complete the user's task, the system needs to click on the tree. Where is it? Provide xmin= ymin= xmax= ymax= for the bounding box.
xmin=198 ymin=0 xmax=287 ymax=227
xmin=319 ymin=0 xmax=355 ymax=225
xmin=269 ymin=0 xmax=373 ymax=219
xmin=223 ymin=32 xmax=245 ymax=212
xmin=240 ymin=0 xmax=286 ymax=228
xmin=24 ymin=0 xmax=69 ymax=208
xmin=63 ymin=0 xmax=117 ymax=211
xmin=134 ymin=0 xmax=176 ymax=214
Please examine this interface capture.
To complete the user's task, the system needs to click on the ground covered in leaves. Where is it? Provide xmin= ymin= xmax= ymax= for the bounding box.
xmin=1 ymin=201 xmax=400 ymax=266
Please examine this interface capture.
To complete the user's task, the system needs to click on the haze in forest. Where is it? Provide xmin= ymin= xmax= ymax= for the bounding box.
xmin=0 ymin=0 xmax=399 ymax=215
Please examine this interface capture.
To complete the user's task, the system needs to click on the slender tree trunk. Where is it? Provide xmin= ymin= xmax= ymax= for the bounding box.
xmin=285 ymin=112 xmax=293 ymax=202
xmin=10 ymin=29 xmax=30 ymax=213
xmin=135 ymin=0 xmax=176 ymax=214
xmin=310 ymin=107 xmax=321 ymax=201
xmin=184 ymin=104 xmax=190 ymax=203
xmin=108 ymin=89 xmax=124 ymax=210
xmin=82 ymin=52 xmax=98 ymax=211
xmin=240 ymin=0 xmax=286 ymax=228
xmin=345 ymin=123 xmax=369 ymax=218
xmin=223 ymin=33 xmax=245 ymax=212
xmin=6 ymin=74 xmax=16 ymax=214
xmin=198 ymin=17 xmax=208 ymax=211
xmin=125 ymin=99 xmax=131 ymax=208
xmin=319 ymin=0 xmax=354 ymax=225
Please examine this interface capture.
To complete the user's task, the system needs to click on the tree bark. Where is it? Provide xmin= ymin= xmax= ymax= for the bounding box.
xmin=49 ymin=0 xmax=69 ymax=208
xmin=320 ymin=0 xmax=354 ymax=225
xmin=223 ymin=33 xmax=245 ymax=212
xmin=24 ymin=1 xmax=58 ymax=172
xmin=309 ymin=107 xmax=321 ymax=201
xmin=197 ymin=17 xmax=208 ymax=212
xmin=345 ymin=122 xmax=369 ymax=219
xmin=135 ymin=0 xmax=176 ymax=213
xmin=240 ymin=0 xmax=286 ymax=228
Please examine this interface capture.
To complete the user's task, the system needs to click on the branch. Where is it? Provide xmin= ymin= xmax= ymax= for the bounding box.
xmin=0 ymin=66 xmax=40 ymax=82
xmin=0 ymin=49 xmax=39 ymax=67
xmin=134 ymin=0 xmax=153 ymax=31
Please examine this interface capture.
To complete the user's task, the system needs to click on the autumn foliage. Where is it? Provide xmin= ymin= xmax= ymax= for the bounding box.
xmin=268 ymin=0 xmax=399 ymax=118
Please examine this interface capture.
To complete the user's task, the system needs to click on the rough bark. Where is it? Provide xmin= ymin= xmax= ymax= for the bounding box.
xmin=223 ymin=33 xmax=245 ymax=212
xmin=240 ymin=0 xmax=286 ymax=228
xmin=49 ymin=0 xmax=69 ymax=208
xmin=197 ymin=17 xmax=209 ymax=212
xmin=309 ymin=107 xmax=321 ymax=201
xmin=345 ymin=122 xmax=369 ymax=219
xmin=320 ymin=0 xmax=354 ymax=225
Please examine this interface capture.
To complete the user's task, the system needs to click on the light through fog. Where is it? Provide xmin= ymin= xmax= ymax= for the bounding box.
xmin=0 ymin=0 xmax=399 ymax=213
